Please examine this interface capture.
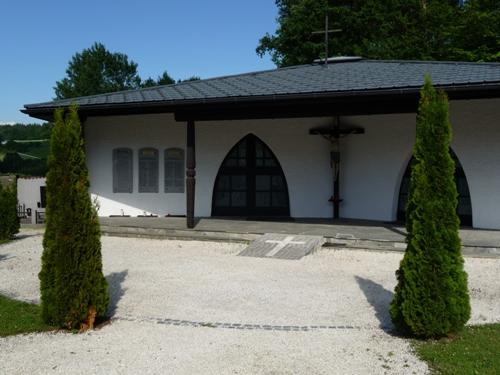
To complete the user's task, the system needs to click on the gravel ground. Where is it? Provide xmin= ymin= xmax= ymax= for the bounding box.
xmin=0 ymin=231 xmax=499 ymax=374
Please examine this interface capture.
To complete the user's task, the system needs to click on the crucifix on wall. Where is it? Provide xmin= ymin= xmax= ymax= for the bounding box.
xmin=309 ymin=118 xmax=365 ymax=220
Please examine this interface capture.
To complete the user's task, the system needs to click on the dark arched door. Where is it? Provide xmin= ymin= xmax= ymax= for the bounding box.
xmin=397 ymin=149 xmax=472 ymax=226
xmin=212 ymin=134 xmax=290 ymax=217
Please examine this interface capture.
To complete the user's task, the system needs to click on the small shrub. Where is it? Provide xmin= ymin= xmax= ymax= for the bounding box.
xmin=390 ymin=76 xmax=470 ymax=338
xmin=0 ymin=179 xmax=20 ymax=240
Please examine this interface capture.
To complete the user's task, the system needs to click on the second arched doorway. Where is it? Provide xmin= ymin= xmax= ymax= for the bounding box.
xmin=212 ymin=134 xmax=290 ymax=217
xmin=397 ymin=149 xmax=472 ymax=226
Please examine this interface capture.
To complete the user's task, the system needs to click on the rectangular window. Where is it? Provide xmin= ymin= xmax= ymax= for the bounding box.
xmin=164 ymin=148 xmax=185 ymax=193
xmin=139 ymin=148 xmax=159 ymax=193
xmin=113 ymin=148 xmax=133 ymax=193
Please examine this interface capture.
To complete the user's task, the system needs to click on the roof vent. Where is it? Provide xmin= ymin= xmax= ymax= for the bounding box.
xmin=314 ymin=56 xmax=363 ymax=64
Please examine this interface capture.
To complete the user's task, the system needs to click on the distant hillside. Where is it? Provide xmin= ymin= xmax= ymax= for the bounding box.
xmin=0 ymin=123 xmax=52 ymax=141
xmin=0 ymin=123 xmax=52 ymax=176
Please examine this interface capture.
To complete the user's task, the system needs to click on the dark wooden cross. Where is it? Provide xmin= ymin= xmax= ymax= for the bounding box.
xmin=312 ymin=14 xmax=342 ymax=65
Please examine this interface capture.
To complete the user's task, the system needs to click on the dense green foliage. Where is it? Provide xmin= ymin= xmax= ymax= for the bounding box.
xmin=390 ymin=77 xmax=470 ymax=338
xmin=0 ymin=123 xmax=52 ymax=140
xmin=141 ymin=71 xmax=176 ymax=87
xmin=54 ymin=42 xmax=201 ymax=97
xmin=0 ymin=294 xmax=54 ymax=337
xmin=257 ymin=0 xmax=500 ymax=67
xmin=0 ymin=152 xmax=48 ymax=176
xmin=0 ymin=181 xmax=19 ymax=240
xmin=39 ymin=105 xmax=108 ymax=330
xmin=0 ymin=123 xmax=52 ymax=176
xmin=54 ymin=42 xmax=142 ymax=99
xmin=132 ymin=71 xmax=201 ymax=87
xmin=414 ymin=324 xmax=500 ymax=374
xmin=179 ymin=76 xmax=201 ymax=82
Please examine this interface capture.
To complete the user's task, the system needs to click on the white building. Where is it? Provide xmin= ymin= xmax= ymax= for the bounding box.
xmin=17 ymin=176 xmax=46 ymax=224
xmin=23 ymin=58 xmax=500 ymax=229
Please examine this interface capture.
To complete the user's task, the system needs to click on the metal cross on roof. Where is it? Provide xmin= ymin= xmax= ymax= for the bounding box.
xmin=312 ymin=14 xmax=342 ymax=66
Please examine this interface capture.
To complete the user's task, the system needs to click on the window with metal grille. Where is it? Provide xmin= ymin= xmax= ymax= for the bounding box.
xmin=139 ymin=148 xmax=159 ymax=193
xmin=113 ymin=148 xmax=133 ymax=193
xmin=164 ymin=148 xmax=185 ymax=193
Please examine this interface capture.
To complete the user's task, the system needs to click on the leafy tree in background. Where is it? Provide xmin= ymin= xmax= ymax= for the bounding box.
xmin=39 ymin=105 xmax=108 ymax=330
xmin=141 ymin=71 xmax=176 ymax=87
xmin=257 ymin=0 xmax=500 ymax=67
xmin=54 ymin=42 xmax=202 ymax=94
xmin=54 ymin=42 xmax=142 ymax=99
xmin=390 ymin=76 xmax=470 ymax=338
xmin=452 ymin=0 xmax=500 ymax=61
xmin=141 ymin=72 xmax=201 ymax=87
xmin=178 ymin=75 xmax=201 ymax=83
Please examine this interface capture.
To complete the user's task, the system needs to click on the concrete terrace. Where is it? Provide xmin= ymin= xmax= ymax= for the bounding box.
xmin=99 ymin=217 xmax=500 ymax=258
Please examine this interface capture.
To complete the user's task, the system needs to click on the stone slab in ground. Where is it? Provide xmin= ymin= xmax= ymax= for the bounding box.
xmin=238 ymin=233 xmax=325 ymax=260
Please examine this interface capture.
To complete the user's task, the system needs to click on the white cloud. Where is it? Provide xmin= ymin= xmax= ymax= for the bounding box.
xmin=0 ymin=121 xmax=16 ymax=126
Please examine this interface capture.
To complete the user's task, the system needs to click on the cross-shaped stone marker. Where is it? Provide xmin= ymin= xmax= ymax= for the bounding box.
xmin=264 ymin=236 xmax=306 ymax=257
xmin=238 ymin=233 xmax=325 ymax=260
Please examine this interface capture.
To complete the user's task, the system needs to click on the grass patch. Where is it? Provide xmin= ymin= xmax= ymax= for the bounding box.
xmin=0 ymin=294 xmax=54 ymax=337
xmin=413 ymin=324 xmax=500 ymax=375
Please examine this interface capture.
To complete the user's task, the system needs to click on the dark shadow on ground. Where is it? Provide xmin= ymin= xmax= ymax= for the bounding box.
xmin=106 ymin=270 xmax=128 ymax=318
xmin=192 ymin=217 xmax=201 ymax=228
xmin=0 ymin=253 xmax=13 ymax=262
xmin=384 ymin=225 xmax=407 ymax=237
xmin=14 ymin=233 xmax=42 ymax=241
xmin=355 ymin=276 xmax=395 ymax=333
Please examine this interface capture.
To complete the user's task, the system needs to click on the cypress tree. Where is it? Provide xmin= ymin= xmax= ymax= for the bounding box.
xmin=39 ymin=105 xmax=108 ymax=330
xmin=0 ymin=179 xmax=19 ymax=240
xmin=390 ymin=76 xmax=470 ymax=338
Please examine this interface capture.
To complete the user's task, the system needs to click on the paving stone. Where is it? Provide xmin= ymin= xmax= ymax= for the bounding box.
xmin=238 ymin=233 xmax=325 ymax=260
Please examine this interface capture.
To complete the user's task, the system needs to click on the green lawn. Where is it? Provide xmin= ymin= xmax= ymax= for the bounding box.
xmin=0 ymin=294 xmax=54 ymax=337
xmin=413 ymin=324 xmax=500 ymax=375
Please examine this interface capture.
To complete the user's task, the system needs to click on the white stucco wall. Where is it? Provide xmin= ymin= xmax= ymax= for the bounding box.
xmin=339 ymin=98 xmax=500 ymax=229
xmin=17 ymin=177 xmax=46 ymax=224
xmin=85 ymin=114 xmax=186 ymax=217
xmin=450 ymin=99 xmax=500 ymax=229
xmin=84 ymin=98 xmax=500 ymax=229
xmin=85 ymin=114 xmax=333 ymax=218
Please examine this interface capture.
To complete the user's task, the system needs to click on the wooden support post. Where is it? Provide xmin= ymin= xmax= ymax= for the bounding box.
xmin=333 ymin=117 xmax=340 ymax=219
xmin=186 ymin=120 xmax=196 ymax=228
xmin=334 ymin=166 xmax=340 ymax=219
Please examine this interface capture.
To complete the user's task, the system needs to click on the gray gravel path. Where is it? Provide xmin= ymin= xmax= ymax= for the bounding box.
xmin=0 ymin=231 xmax=498 ymax=374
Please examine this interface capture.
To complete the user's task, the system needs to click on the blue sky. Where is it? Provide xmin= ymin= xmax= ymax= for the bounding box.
xmin=0 ymin=1 xmax=278 ymax=124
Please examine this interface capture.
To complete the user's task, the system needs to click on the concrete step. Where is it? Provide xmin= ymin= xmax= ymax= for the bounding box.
xmin=100 ymin=225 xmax=260 ymax=243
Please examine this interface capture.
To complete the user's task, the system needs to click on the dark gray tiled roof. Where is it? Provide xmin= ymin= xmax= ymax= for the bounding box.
xmin=24 ymin=59 xmax=500 ymax=110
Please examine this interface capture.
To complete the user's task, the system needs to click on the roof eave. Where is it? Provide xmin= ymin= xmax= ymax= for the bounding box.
xmin=21 ymin=82 xmax=500 ymax=121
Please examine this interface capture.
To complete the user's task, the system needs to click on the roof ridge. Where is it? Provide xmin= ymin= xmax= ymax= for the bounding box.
xmin=364 ymin=59 xmax=500 ymax=66
xmin=142 ymin=63 xmax=313 ymax=89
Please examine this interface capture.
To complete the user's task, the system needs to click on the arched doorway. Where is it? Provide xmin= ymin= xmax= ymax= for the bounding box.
xmin=212 ymin=134 xmax=290 ymax=217
xmin=397 ymin=149 xmax=472 ymax=226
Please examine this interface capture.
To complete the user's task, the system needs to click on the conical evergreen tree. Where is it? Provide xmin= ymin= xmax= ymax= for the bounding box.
xmin=39 ymin=105 xmax=108 ymax=330
xmin=390 ymin=76 xmax=470 ymax=338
